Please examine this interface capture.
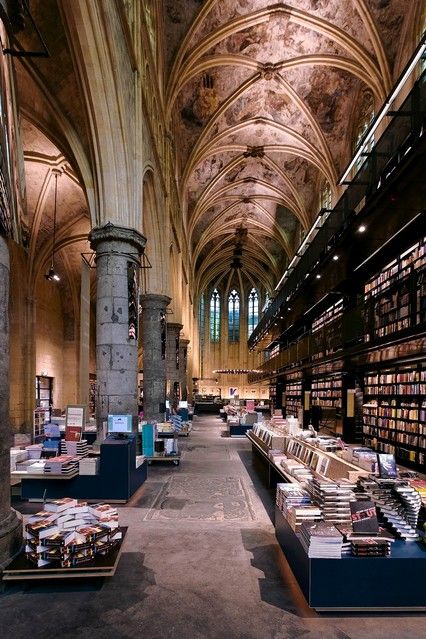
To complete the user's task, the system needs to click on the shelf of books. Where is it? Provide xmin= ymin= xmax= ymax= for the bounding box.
xmin=363 ymin=363 xmax=426 ymax=469
xmin=364 ymin=237 xmax=426 ymax=342
xmin=311 ymin=374 xmax=342 ymax=412
xmin=284 ymin=375 xmax=302 ymax=418
xmin=311 ymin=298 xmax=344 ymax=361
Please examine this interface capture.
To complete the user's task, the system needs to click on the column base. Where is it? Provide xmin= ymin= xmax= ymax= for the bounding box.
xmin=0 ymin=508 xmax=22 ymax=569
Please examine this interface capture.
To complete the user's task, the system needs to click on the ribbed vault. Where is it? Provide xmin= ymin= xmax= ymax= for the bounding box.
xmin=166 ymin=0 xmax=410 ymax=298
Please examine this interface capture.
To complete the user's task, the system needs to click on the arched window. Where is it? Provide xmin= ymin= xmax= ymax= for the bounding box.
xmin=210 ymin=289 xmax=220 ymax=342
xmin=199 ymin=294 xmax=205 ymax=346
xmin=248 ymin=288 xmax=259 ymax=337
xmin=228 ymin=289 xmax=240 ymax=342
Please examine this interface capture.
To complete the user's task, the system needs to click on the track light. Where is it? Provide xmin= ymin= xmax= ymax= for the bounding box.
xmin=44 ymin=266 xmax=60 ymax=282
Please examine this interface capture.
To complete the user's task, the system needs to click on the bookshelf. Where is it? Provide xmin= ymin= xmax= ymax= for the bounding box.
xmin=33 ymin=408 xmax=45 ymax=442
xmin=362 ymin=364 xmax=426 ymax=469
xmin=311 ymin=298 xmax=344 ymax=361
xmin=311 ymin=374 xmax=342 ymax=411
xmin=284 ymin=375 xmax=302 ymax=418
xmin=364 ymin=237 xmax=426 ymax=341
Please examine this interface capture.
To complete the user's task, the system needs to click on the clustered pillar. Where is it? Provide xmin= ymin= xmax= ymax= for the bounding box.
xmin=166 ymin=322 xmax=182 ymax=404
xmin=141 ymin=294 xmax=171 ymax=422
xmin=89 ymin=223 xmax=146 ymax=438
xmin=0 ymin=236 xmax=22 ymax=567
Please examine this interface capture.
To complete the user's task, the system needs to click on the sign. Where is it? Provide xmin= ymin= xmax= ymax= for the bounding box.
xmin=65 ymin=405 xmax=86 ymax=429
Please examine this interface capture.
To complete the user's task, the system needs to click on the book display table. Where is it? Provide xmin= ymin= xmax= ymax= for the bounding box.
xmin=275 ymin=507 xmax=426 ymax=611
xmin=246 ymin=432 xmax=296 ymax=487
xmin=2 ymin=527 xmax=128 ymax=581
xmin=18 ymin=437 xmax=147 ymax=502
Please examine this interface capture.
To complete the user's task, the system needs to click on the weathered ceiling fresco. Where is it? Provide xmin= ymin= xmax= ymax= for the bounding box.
xmin=166 ymin=0 xmax=410 ymax=296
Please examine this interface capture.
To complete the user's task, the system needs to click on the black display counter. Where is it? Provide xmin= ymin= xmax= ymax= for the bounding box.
xmin=19 ymin=436 xmax=147 ymax=502
xmin=275 ymin=506 xmax=426 ymax=611
xmin=229 ymin=423 xmax=253 ymax=437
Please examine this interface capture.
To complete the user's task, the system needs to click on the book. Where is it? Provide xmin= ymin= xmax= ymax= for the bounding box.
xmin=44 ymin=497 xmax=78 ymax=512
xmin=65 ymin=425 xmax=82 ymax=441
xmin=377 ymin=453 xmax=397 ymax=479
xmin=350 ymin=500 xmax=379 ymax=534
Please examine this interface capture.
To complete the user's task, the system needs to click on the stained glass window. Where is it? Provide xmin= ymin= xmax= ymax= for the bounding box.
xmin=228 ymin=289 xmax=240 ymax=342
xmin=210 ymin=289 xmax=220 ymax=342
xmin=248 ymin=288 xmax=259 ymax=337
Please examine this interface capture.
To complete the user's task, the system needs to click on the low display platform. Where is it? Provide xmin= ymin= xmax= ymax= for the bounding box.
xmin=2 ymin=527 xmax=128 ymax=581
xmin=275 ymin=507 xmax=426 ymax=611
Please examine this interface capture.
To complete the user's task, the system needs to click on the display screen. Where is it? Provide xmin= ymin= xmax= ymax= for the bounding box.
xmin=178 ymin=401 xmax=188 ymax=408
xmin=107 ymin=414 xmax=132 ymax=433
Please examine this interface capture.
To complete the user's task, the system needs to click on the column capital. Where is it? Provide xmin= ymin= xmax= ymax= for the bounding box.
xmin=89 ymin=222 xmax=146 ymax=254
xmin=179 ymin=338 xmax=190 ymax=346
xmin=140 ymin=293 xmax=171 ymax=309
xmin=167 ymin=322 xmax=183 ymax=332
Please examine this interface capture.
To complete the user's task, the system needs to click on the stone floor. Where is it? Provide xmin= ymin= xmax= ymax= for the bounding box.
xmin=1 ymin=415 xmax=425 ymax=639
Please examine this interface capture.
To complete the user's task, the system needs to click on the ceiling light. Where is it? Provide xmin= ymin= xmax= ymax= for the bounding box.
xmin=333 ymin=255 xmax=339 ymax=261
xmin=358 ymin=224 xmax=366 ymax=233
xmin=316 ymin=274 xmax=322 ymax=279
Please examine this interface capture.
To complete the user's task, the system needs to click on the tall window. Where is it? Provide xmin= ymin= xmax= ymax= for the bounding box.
xmin=199 ymin=294 xmax=205 ymax=346
xmin=248 ymin=288 xmax=259 ymax=337
xmin=228 ymin=289 xmax=240 ymax=342
xmin=210 ymin=289 xmax=220 ymax=342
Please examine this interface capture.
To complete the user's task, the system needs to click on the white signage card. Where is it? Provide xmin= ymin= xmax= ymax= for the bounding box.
xmin=111 ymin=415 xmax=128 ymax=432
xmin=66 ymin=405 xmax=86 ymax=428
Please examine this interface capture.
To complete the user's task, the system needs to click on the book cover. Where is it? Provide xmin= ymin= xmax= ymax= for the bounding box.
xmin=65 ymin=425 xmax=82 ymax=442
xmin=377 ymin=453 xmax=397 ymax=479
xmin=350 ymin=500 xmax=379 ymax=533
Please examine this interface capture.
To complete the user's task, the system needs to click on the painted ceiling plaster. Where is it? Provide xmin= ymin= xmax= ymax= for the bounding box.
xmin=166 ymin=0 xmax=409 ymax=296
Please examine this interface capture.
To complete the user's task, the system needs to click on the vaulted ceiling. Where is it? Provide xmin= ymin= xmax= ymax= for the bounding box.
xmin=165 ymin=0 xmax=413 ymax=297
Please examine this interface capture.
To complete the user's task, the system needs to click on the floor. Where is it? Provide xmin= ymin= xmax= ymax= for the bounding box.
xmin=1 ymin=415 xmax=425 ymax=639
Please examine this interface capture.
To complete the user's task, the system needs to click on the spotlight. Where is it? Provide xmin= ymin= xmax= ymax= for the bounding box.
xmin=316 ymin=274 xmax=322 ymax=279
xmin=44 ymin=266 xmax=60 ymax=282
xmin=333 ymin=255 xmax=339 ymax=261
xmin=358 ymin=224 xmax=366 ymax=233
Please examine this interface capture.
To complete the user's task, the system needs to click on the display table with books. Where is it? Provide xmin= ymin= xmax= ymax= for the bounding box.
xmin=3 ymin=499 xmax=127 ymax=581
xmin=17 ymin=436 xmax=147 ymax=502
xmin=275 ymin=506 xmax=426 ymax=611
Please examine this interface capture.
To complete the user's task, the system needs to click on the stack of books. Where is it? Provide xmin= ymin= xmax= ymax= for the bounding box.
xmin=299 ymin=521 xmax=343 ymax=558
xmin=409 ymin=479 xmax=426 ymax=507
xmin=60 ymin=440 xmax=89 ymax=457
xmin=276 ymin=483 xmax=322 ymax=530
xmin=24 ymin=499 xmax=122 ymax=568
xmin=307 ymin=477 xmax=357 ymax=525
xmin=393 ymin=484 xmax=422 ymax=529
xmin=350 ymin=538 xmax=392 ymax=557
xmin=280 ymin=459 xmax=313 ymax=483
xmin=358 ymin=477 xmax=419 ymax=540
xmin=44 ymin=455 xmax=79 ymax=475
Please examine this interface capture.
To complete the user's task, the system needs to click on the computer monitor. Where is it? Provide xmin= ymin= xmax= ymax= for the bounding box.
xmin=107 ymin=414 xmax=132 ymax=435
xmin=178 ymin=401 xmax=188 ymax=408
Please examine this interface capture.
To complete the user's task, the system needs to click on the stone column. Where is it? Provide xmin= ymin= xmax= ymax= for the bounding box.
xmin=89 ymin=223 xmax=146 ymax=439
xmin=0 ymin=237 xmax=22 ymax=568
xmin=179 ymin=338 xmax=190 ymax=401
xmin=141 ymin=294 xmax=171 ymax=422
xmin=166 ymin=322 xmax=182 ymax=403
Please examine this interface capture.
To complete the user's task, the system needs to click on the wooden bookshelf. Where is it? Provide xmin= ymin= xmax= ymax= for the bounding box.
xmin=364 ymin=237 xmax=426 ymax=342
xmin=362 ymin=364 xmax=426 ymax=469
xmin=311 ymin=374 xmax=342 ymax=411
xmin=284 ymin=375 xmax=302 ymax=418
